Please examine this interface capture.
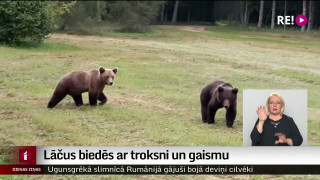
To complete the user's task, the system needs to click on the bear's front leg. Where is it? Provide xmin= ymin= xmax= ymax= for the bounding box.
xmin=207 ymin=104 xmax=218 ymax=124
xmin=98 ymin=92 xmax=108 ymax=105
xmin=226 ymin=104 xmax=237 ymax=127
xmin=201 ymin=102 xmax=208 ymax=123
xmin=89 ymin=92 xmax=98 ymax=106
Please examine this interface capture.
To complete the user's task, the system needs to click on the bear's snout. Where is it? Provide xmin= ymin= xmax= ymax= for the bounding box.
xmin=109 ymin=82 xmax=113 ymax=86
xmin=223 ymin=99 xmax=230 ymax=109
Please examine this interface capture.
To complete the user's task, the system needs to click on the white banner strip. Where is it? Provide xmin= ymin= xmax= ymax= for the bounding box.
xmin=37 ymin=146 xmax=320 ymax=165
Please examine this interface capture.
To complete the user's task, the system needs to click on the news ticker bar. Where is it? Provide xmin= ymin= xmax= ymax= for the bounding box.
xmin=1 ymin=165 xmax=320 ymax=175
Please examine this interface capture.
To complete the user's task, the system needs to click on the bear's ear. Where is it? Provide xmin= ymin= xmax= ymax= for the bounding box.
xmin=218 ymin=86 xmax=224 ymax=93
xmin=113 ymin=67 xmax=118 ymax=74
xmin=99 ymin=66 xmax=105 ymax=73
xmin=232 ymin=88 xmax=238 ymax=94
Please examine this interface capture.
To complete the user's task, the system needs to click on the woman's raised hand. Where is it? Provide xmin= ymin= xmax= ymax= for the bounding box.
xmin=256 ymin=106 xmax=268 ymax=122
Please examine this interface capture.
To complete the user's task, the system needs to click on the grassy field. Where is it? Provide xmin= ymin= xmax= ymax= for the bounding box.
xmin=0 ymin=25 xmax=320 ymax=179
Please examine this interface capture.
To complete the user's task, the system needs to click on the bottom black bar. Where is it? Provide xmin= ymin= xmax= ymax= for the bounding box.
xmin=43 ymin=165 xmax=320 ymax=175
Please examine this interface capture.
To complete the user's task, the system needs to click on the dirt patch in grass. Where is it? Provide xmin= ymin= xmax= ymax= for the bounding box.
xmin=155 ymin=25 xmax=210 ymax=32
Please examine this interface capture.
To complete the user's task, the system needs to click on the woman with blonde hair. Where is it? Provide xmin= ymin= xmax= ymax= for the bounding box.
xmin=251 ymin=93 xmax=303 ymax=146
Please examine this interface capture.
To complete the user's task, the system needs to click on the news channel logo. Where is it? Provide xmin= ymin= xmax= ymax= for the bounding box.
xmin=277 ymin=14 xmax=307 ymax=27
xmin=19 ymin=149 xmax=33 ymax=163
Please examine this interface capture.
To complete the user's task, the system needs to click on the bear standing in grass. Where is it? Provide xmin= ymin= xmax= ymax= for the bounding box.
xmin=200 ymin=81 xmax=238 ymax=127
xmin=47 ymin=66 xmax=118 ymax=108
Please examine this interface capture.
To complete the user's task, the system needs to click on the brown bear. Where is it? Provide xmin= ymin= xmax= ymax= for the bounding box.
xmin=200 ymin=81 xmax=238 ymax=127
xmin=47 ymin=66 xmax=118 ymax=108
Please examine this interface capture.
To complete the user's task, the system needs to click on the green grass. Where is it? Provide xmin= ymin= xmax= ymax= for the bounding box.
xmin=1 ymin=25 xmax=320 ymax=179
xmin=1 ymin=41 xmax=80 ymax=52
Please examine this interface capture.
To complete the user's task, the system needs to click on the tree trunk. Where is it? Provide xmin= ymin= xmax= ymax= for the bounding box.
xmin=246 ymin=3 xmax=251 ymax=25
xmin=244 ymin=1 xmax=249 ymax=25
xmin=188 ymin=5 xmax=191 ymax=22
xmin=271 ymin=0 xmax=276 ymax=30
xmin=301 ymin=0 xmax=307 ymax=32
xmin=161 ymin=3 xmax=165 ymax=22
xmin=284 ymin=0 xmax=287 ymax=30
xmin=96 ymin=1 xmax=101 ymax=22
xmin=258 ymin=0 xmax=264 ymax=28
xmin=165 ymin=6 xmax=168 ymax=22
xmin=240 ymin=1 xmax=244 ymax=25
xmin=307 ymin=0 xmax=314 ymax=32
xmin=212 ymin=1 xmax=215 ymax=23
xmin=240 ymin=7 xmax=244 ymax=25
xmin=172 ymin=0 xmax=180 ymax=23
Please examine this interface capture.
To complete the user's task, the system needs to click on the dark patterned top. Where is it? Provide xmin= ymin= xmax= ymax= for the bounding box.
xmin=251 ymin=114 xmax=303 ymax=146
